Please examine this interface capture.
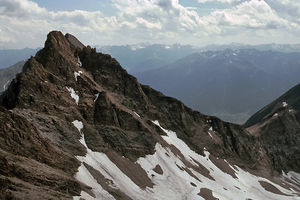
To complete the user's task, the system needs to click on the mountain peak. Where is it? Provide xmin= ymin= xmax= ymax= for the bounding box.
xmin=0 ymin=31 xmax=299 ymax=199
xmin=45 ymin=30 xmax=72 ymax=51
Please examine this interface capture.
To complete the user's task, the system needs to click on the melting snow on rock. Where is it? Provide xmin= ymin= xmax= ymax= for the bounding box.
xmin=282 ymin=102 xmax=288 ymax=107
xmin=72 ymin=120 xmax=83 ymax=133
xmin=72 ymin=119 xmax=299 ymax=200
xmin=66 ymin=86 xmax=79 ymax=105
xmin=94 ymin=93 xmax=99 ymax=102
xmin=134 ymin=111 xmax=140 ymax=118
xmin=74 ymin=71 xmax=83 ymax=81
xmin=3 ymin=80 xmax=11 ymax=90
xmin=77 ymin=56 xmax=82 ymax=67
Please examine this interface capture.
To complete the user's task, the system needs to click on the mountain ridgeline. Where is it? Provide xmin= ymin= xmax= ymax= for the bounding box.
xmin=245 ymin=84 xmax=300 ymax=172
xmin=0 ymin=31 xmax=299 ymax=199
xmin=136 ymin=49 xmax=300 ymax=124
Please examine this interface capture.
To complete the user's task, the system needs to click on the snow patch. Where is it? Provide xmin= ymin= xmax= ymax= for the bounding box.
xmin=66 ymin=86 xmax=79 ymax=105
xmin=134 ymin=111 xmax=140 ymax=118
xmin=72 ymin=120 xmax=83 ymax=133
xmin=77 ymin=56 xmax=82 ymax=67
xmin=74 ymin=71 xmax=83 ymax=81
xmin=208 ymin=127 xmax=214 ymax=138
xmin=130 ymin=44 xmax=147 ymax=51
xmin=3 ymin=80 xmax=11 ymax=90
xmin=282 ymin=102 xmax=288 ymax=107
xmin=94 ymin=93 xmax=99 ymax=102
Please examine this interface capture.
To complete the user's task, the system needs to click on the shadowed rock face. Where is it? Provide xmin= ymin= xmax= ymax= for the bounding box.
xmin=246 ymin=84 xmax=300 ymax=173
xmin=0 ymin=31 xmax=298 ymax=199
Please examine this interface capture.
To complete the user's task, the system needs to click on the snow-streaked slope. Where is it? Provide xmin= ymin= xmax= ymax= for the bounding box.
xmin=73 ymin=120 xmax=299 ymax=200
xmin=144 ymin=121 xmax=299 ymax=200
xmin=72 ymin=120 xmax=116 ymax=200
xmin=283 ymin=171 xmax=300 ymax=191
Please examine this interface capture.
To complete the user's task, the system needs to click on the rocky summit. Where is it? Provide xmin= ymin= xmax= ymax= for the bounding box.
xmin=0 ymin=31 xmax=299 ymax=200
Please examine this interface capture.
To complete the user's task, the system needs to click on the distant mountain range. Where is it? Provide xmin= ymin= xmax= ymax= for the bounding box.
xmin=136 ymin=49 xmax=300 ymax=124
xmin=96 ymin=43 xmax=300 ymax=73
xmin=0 ymin=48 xmax=39 ymax=69
xmin=96 ymin=44 xmax=198 ymax=73
xmin=203 ymin=43 xmax=300 ymax=53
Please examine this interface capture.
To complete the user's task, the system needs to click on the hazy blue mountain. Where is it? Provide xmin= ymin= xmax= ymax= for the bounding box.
xmin=1 ymin=43 xmax=298 ymax=71
xmin=136 ymin=49 xmax=300 ymax=124
xmin=96 ymin=43 xmax=300 ymax=73
xmin=0 ymin=48 xmax=39 ymax=69
xmin=203 ymin=43 xmax=300 ymax=53
xmin=96 ymin=44 xmax=198 ymax=73
xmin=0 ymin=60 xmax=25 ymax=93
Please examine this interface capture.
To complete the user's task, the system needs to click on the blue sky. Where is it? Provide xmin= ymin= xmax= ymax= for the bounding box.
xmin=0 ymin=0 xmax=300 ymax=49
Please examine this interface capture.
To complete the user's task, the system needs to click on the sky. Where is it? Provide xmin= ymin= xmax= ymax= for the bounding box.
xmin=0 ymin=0 xmax=300 ymax=49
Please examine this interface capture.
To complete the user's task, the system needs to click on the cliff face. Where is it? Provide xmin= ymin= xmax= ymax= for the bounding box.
xmin=0 ymin=31 xmax=299 ymax=199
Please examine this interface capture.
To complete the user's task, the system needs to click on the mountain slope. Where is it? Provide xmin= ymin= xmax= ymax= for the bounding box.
xmin=245 ymin=84 xmax=300 ymax=173
xmin=245 ymin=83 xmax=300 ymax=127
xmin=0 ymin=31 xmax=299 ymax=199
xmin=136 ymin=49 xmax=300 ymax=123
xmin=0 ymin=60 xmax=25 ymax=93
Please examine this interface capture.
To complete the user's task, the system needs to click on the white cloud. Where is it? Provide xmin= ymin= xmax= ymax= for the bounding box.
xmin=266 ymin=0 xmax=300 ymax=24
xmin=197 ymin=0 xmax=241 ymax=4
xmin=0 ymin=0 xmax=299 ymax=49
xmin=206 ymin=0 xmax=289 ymax=29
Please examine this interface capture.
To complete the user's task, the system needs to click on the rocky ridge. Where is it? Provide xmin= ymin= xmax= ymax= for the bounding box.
xmin=245 ymin=83 xmax=300 ymax=173
xmin=0 ymin=31 xmax=299 ymax=199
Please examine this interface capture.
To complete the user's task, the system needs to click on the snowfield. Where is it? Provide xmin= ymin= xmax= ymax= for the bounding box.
xmin=72 ymin=120 xmax=300 ymax=200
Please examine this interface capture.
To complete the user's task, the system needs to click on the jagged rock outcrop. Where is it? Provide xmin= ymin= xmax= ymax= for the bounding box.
xmin=0 ymin=31 xmax=299 ymax=199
